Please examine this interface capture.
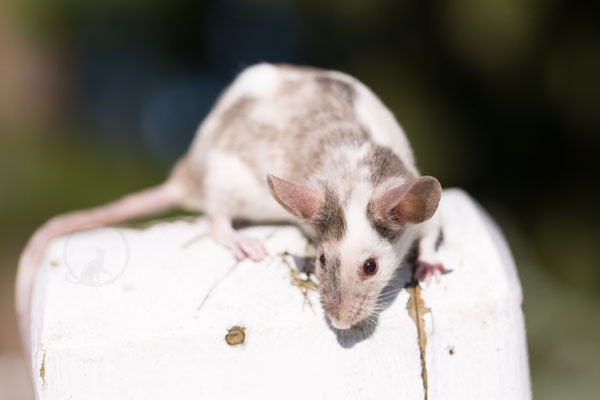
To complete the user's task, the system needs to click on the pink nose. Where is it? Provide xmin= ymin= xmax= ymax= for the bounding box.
xmin=323 ymin=295 xmax=363 ymax=330
xmin=330 ymin=319 xmax=352 ymax=330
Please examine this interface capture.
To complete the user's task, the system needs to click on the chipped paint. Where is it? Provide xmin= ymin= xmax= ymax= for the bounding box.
xmin=196 ymin=260 xmax=240 ymax=315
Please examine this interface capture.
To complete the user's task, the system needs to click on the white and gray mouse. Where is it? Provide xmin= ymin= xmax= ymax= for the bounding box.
xmin=16 ymin=63 xmax=445 ymax=351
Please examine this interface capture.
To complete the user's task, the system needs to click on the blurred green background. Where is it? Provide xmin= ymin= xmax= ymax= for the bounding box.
xmin=0 ymin=0 xmax=599 ymax=398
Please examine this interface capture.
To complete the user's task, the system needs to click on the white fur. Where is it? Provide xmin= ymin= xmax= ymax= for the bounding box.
xmin=354 ymin=86 xmax=419 ymax=176
xmin=338 ymin=183 xmax=397 ymax=287
xmin=220 ymin=63 xmax=281 ymax=107
xmin=203 ymin=150 xmax=290 ymax=222
xmin=416 ymin=209 xmax=443 ymax=263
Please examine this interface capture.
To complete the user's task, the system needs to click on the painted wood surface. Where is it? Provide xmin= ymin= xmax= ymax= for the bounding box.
xmin=28 ymin=189 xmax=531 ymax=399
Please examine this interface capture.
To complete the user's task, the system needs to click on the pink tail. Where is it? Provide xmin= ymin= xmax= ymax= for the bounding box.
xmin=15 ymin=180 xmax=183 ymax=363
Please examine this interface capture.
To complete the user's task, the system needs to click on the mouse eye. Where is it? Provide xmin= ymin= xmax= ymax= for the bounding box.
xmin=319 ymin=254 xmax=326 ymax=270
xmin=362 ymin=258 xmax=377 ymax=277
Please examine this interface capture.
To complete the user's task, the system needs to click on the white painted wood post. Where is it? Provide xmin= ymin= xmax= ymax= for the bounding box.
xmin=27 ymin=189 xmax=531 ymax=399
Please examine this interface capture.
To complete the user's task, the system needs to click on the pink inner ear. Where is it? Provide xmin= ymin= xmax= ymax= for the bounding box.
xmin=376 ymin=185 xmax=410 ymax=224
xmin=377 ymin=176 xmax=442 ymax=224
xmin=392 ymin=193 xmax=421 ymax=222
xmin=267 ymin=174 xmax=321 ymax=219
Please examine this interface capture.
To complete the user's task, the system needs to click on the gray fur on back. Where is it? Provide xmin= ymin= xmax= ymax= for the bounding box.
xmin=175 ymin=64 xmax=417 ymax=237
xmin=211 ymin=66 xmax=411 ymax=188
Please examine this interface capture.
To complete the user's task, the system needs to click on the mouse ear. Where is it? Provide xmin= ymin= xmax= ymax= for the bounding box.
xmin=377 ymin=176 xmax=442 ymax=225
xmin=266 ymin=174 xmax=322 ymax=220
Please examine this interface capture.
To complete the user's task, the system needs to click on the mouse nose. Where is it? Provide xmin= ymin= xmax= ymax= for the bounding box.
xmin=330 ymin=319 xmax=352 ymax=330
xmin=322 ymin=295 xmax=361 ymax=330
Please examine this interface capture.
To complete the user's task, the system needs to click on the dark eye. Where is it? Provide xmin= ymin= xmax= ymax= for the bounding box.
xmin=319 ymin=254 xmax=326 ymax=269
xmin=362 ymin=259 xmax=377 ymax=276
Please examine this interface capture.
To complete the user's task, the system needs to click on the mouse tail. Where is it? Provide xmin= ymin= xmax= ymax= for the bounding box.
xmin=15 ymin=179 xmax=183 ymax=365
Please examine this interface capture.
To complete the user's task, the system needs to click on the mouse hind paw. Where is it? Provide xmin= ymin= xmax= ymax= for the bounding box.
xmin=414 ymin=259 xmax=445 ymax=287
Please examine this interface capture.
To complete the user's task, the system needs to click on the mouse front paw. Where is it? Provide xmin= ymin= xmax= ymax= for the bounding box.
xmin=217 ymin=233 xmax=269 ymax=262
xmin=209 ymin=215 xmax=269 ymax=262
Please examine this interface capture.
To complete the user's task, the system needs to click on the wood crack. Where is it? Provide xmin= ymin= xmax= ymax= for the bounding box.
xmin=406 ymin=284 xmax=430 ymax=400
xmin=196 ymin=260 xmax=240 ymax=314
xmin=40 ymin=349 xmax=47 ymax=390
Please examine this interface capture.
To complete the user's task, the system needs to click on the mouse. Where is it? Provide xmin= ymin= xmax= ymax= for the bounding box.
xmin=16 ymin=63 xmax=445 ymax=354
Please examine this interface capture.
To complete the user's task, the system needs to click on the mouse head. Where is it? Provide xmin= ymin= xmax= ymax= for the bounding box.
xmin=267 ymin=174 xmax=441 ymax=329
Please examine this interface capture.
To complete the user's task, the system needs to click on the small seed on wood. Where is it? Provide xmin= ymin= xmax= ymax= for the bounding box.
xmin=225 ymin=326 xmax=246 ymax=346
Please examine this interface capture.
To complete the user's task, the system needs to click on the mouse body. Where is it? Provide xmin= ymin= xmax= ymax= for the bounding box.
xmin=17 ymin=63 xmax=444 ymax=352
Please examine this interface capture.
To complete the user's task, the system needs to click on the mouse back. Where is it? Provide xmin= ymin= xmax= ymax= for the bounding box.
xmin=177 ymin=63 xmax=421 ymax=221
